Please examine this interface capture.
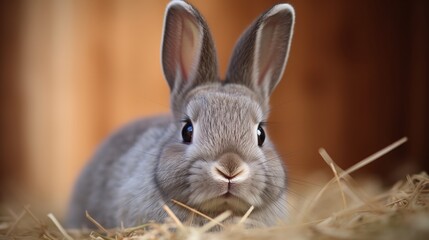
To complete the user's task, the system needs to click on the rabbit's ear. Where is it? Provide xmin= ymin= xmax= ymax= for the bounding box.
xmin=161 ymin=0 xmax=218 ymax=94
xmin=225 ymin=4 xmax=295 ymax=97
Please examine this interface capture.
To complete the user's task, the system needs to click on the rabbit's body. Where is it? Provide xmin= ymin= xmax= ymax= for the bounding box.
xmin=68 ymin=85 xmax=286 ymax=228
xmin=67 ymin=115 xmax=172 ymax=227
xmin=67 ymin=1 xmax=295 ymax=229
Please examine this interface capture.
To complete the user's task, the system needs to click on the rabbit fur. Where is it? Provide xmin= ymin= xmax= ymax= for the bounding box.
xmin=67 ymin=0 xmax=295 ymax=229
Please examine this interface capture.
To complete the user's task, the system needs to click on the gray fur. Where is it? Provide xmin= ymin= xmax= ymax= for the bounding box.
xmin=67 ymin=0 xmax=295 ymax=229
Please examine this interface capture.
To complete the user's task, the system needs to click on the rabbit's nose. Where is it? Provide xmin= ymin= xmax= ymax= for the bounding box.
xmin=212 ymin=153 xmax=249 ymax=182
xmin=215 ymin=167 xmax=243 ymax=180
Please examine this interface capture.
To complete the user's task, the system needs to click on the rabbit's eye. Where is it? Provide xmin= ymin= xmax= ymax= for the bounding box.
xmin=257 ymin=124 xmax=265 ymax=146
xmin=182 ymin=120 xmax=193 ymax=143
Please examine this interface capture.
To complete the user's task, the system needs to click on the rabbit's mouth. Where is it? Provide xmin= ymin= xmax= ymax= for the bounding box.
xmin=222 ymin=192 xmax=233 ymax=198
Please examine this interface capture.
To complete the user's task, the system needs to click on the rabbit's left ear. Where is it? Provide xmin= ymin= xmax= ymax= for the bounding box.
xmin=225 ymin=4 xmax=295 ymax=97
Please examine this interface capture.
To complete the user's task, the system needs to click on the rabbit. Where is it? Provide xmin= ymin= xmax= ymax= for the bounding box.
xmin=66 ymin=0 xmax=295 ymax=229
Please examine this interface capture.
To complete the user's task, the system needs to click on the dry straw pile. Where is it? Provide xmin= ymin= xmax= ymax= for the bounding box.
xmin=2 ymin=137 xmax=429 ymax=240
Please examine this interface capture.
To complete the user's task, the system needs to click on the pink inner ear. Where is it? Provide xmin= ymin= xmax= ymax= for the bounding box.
xmin=179 ymin=16 xmax=201 ymax=81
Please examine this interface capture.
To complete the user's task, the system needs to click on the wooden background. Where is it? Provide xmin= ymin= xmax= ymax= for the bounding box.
xmin=0 ymin=0 xmax=428 ymax=217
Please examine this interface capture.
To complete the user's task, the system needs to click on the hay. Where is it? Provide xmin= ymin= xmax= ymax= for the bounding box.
xmin=2 ymin=137 xmax=429 ymax=239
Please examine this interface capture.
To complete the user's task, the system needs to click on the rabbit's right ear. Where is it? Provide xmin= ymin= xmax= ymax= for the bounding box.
xmin=161 ymin=0 xmax=218 ymax=94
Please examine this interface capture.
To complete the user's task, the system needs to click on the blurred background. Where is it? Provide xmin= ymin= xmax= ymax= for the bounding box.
xmin=0 ymin=0 xmax=428 ymax=218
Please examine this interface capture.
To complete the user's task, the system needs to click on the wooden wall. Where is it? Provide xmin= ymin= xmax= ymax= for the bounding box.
xmin=0 ymin=0 xmax=427 ymax=217
xmin=0 ymin=0 xmax=24 ymax=200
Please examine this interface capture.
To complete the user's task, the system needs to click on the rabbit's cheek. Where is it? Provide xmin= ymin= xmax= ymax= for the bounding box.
xmin=187 ymin=177 xmax=225 ymax=205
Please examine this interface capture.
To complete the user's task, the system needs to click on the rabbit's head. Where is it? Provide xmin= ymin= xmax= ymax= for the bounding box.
xmin=156 ymin=0 xmax=295 ymax=221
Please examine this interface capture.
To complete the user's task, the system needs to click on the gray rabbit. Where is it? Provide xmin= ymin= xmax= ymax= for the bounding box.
xmin=67 ymin=0 xmax=295 ymax=228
